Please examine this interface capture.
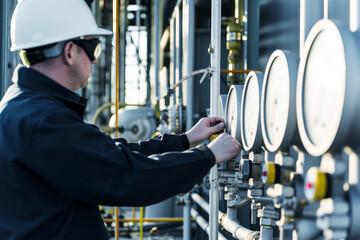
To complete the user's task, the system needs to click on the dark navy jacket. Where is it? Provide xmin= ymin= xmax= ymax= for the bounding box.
xmin=0 ymin=66 xmax=215 ymax=240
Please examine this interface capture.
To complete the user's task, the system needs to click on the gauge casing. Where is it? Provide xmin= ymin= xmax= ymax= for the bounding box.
xmin=241 ymin=71 xmax=264 ymax=152
xmin=218 ymin=94 xmax=227 ymax=118
xmin=225 ymin=85 xmax=244 ymax=142
xmin=296 ymin=19 xmax=360 ymax=156
xmin=261 ymin=50 xmax=299 ymax=152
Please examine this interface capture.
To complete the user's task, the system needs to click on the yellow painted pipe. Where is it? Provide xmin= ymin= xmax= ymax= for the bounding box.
xmin=140 ymin=207 xmax=144 ymax=240
xmin=103 ymin=217 xmax=194 ymax=223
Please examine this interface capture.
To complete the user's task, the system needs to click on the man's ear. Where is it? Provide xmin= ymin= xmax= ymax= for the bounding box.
xmin=63 ymin=42 xmax=74 ymax=65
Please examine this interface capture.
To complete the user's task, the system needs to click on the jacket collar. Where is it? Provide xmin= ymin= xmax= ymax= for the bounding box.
xmin=13 ymin=65 xmax=87 ymax=117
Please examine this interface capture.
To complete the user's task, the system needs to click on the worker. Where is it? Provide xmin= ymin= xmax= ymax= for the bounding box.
xmin=0 ymin=0 xmax=241 ymax=239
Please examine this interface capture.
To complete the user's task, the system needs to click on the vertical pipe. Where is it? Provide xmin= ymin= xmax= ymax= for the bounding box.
xmin=140 ymin=206 xmax=144 ymax=240
xmin=170 ymin=17 xmax=176 ymax=107
xmin=183 ymin=0 xmax=195 ymax=130
xmin=209 ymin=0 xmax=222 ymax=239
xmin=324 ymin=0 xmax=329 ymax=19
xmin=113 ymin=1 xmax=120 ymax=240
xmin=242 ymin=0 xmax=248 ymax=71
xmin=175 ymin=5 xmax=183 ymax=132
xmin=183 ymin=193 xmax=192 ymax=240
xmin=299 ymin=0 xmax=323 ymax=57
xmin=119 ymin=0 xmax=127 ymax=103
xmin=350 ymin=0 xmax=360 ymax=31
xmin=247 ymin=0 xmax=259 ymax=69
xmin=154 ymin=0 xmax=160 ymax=101
xmin=146 ymin=0 xmax=152 ymax=105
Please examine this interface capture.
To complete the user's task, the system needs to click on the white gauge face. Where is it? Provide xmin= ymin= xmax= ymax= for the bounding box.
xmin=243 ymin=76 xmax=260 ymax=147
xmin=227 ymin=91 xmax=238 ymax=138
xmin=264 ymin=56 xmax=289 ymax=147
xmin=226 ymin=86 xmax=242 ymax=141
xmin=302 ymin=29 xmax=345 ymax=147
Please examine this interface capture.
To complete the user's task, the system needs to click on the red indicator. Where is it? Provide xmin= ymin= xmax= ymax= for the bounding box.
xmin=262 ymin=171 xmax=267 ymax=176
xmin=306 ymin=182 xmax=313 ymax=189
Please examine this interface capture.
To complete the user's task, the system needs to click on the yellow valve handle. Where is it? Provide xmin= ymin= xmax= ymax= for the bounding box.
xmin=209 ymin=134 xmax=219 ymax=142
xmin=265 ymin=162 xmax=276 ymax=186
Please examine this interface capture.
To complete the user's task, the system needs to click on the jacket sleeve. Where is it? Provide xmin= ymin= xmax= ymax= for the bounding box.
xmin=22 ymin=109 xmax=215 ymax=206
xmin=112 ymin=133 xmax=190 ymax=156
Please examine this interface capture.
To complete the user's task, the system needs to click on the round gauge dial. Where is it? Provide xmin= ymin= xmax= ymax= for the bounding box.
xmin=261 ymin=50 xmax=299 ymax=152
xmin=297 ymin=19 xmax=360 ymax=156
xmin=218 ymin=94 xmax=227 ymax=118
xmin=225 ymin=85 xmax=243 ymax=142
xmin=241 ymin=71 xmax=264 ymax=151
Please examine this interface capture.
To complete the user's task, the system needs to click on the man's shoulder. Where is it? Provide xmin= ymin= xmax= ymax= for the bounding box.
xmin=0 ymin=85 xmax=74 ymax=126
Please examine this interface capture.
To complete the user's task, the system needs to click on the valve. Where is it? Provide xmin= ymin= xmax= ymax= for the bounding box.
xmin=304 ymin=167 xmax=329 ymax=202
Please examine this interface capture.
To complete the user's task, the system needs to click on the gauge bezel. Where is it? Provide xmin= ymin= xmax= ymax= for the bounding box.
xmin=218 ymin=94 xmax=227 ymax=118
xmin=225 ymin=85 xmax=244 ymax=142
xmin=241 ymin=71 xmax=264 ymax=151
xmin=296 ymin=19 xmax=360 ymax=156
xmin=261 ymin=50 xmax=299 ymax=152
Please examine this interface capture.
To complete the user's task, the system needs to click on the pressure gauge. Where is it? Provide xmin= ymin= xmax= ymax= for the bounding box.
xmin=297 ymin=19 xmax=360 ymax=156
xmin=225 ymin=85 xmax=243 ymax=142
xmin=218 ymin=94 xmax=227 ymax=118
xmin=240 ymin=71 xmax=264 ymax=151
xmin=261 ymin=50 xmax=299 ymax=152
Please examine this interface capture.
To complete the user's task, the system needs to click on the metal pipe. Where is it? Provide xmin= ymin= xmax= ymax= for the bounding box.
xmin=192 ymin=193 xmax=259 ymax=240
xmin=183 ymin=193 xmax=192 ymax=240
xmin=113 ymin=0 xmax=120 ymax=239
xmin=350 ymin=0 xmax=360 ymax=31
xmin=219 ymin=211 xmax=260 ymax=240
xmin=191 ymin=193 xmax=212 ymax=214
xmin=209 ymin=2 xmax=222 ymax=237
xmin=184 ymin=0 xmax=195 ymax=131
xmin=242 ymin=0 xmax=247 ymax=71
xmin=139 ymin=206 xmax=144 ymax=240
xmin=191 ymin=208 xmax=227 ymax=240
xmin=154 ymin=0 xmax=160 ymax=101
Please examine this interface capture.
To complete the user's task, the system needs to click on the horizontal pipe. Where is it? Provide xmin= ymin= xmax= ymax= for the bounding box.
xmin=191 ymin=208 xmax=227 ymax=240
xmin=191 ymin=193 xmax=259 ymax=240
xmin=103 ymin=218 xmax=193 ymax=223
xmin=219 ymin=213 xmax=260 ymax=240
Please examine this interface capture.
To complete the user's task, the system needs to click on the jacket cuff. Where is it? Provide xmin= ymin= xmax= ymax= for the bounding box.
xmin=180 ymin=133 xmax=190 ymax=149
xmin=195 ymin=144 xmax=216 ymax=165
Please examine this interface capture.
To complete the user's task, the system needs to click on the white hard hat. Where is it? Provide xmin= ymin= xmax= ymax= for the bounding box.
xmin=10 ymin=0 xmax=112 ymax=51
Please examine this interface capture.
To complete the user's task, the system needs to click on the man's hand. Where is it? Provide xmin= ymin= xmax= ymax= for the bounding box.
xmin=208 ymin=133 xmax=241 ymax=164
xmin=186 ymin=117 xmax=225 ymax=148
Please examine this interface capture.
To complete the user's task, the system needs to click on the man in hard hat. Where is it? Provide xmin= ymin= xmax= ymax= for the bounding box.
xmin=0 ymin=0 xmax=241 ymax=239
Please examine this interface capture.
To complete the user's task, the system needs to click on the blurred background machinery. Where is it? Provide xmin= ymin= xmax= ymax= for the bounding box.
xmin=2 ymin=0 xmax=360 ymax=239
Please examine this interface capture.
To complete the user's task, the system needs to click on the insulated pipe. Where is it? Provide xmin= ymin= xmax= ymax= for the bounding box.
xmin=219 ymin=213 xmax=260 ymax=240
xmin=191 ymin=208 xmax=227 ymax=240
xmin=191 ymin=193 xmax=212 ymax=214
xmin=191 ymin=193 xmax=259 ymax=240
xmin=209 ymin=0 xmax=222 ymax=238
